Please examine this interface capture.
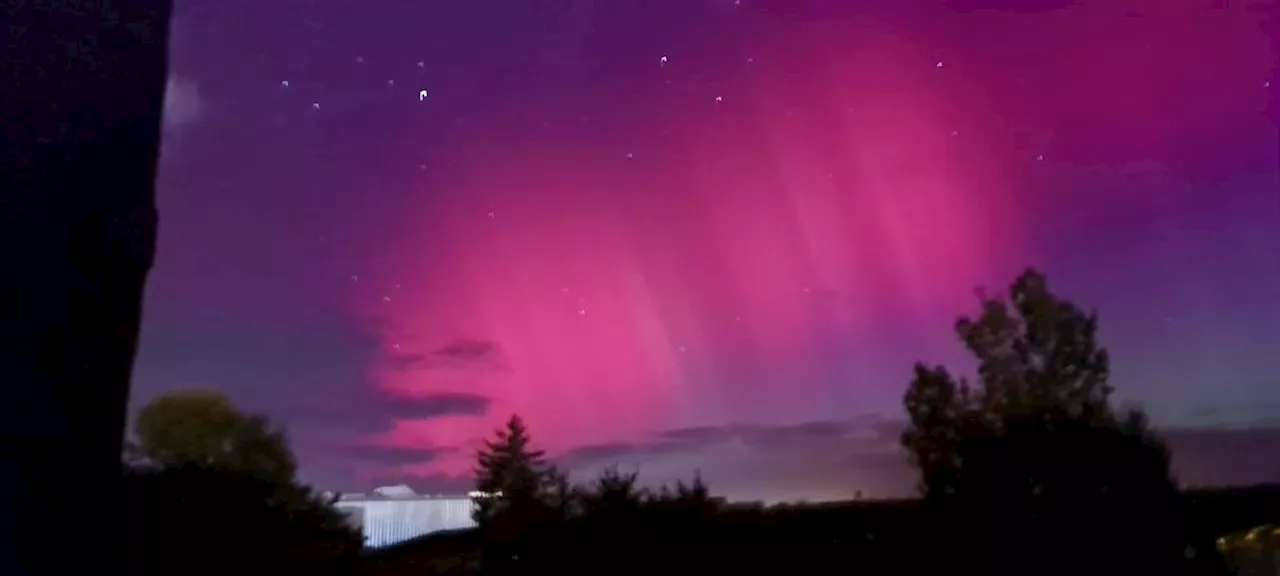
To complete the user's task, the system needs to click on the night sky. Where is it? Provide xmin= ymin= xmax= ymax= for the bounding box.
xmin=135 ymin=0 xmax=1280 ymax=502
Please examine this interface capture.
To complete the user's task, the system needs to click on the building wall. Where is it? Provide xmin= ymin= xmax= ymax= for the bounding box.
xmin=337 ymin=498 xmax=477 ymax=549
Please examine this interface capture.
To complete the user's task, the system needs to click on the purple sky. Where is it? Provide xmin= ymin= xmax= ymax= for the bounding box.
xmin=133 ymin=0 xmax=1280 ymax=502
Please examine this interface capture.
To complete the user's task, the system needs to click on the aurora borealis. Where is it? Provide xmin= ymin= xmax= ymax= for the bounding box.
xmin=135 ymin=0 xmax=1279 ymax=500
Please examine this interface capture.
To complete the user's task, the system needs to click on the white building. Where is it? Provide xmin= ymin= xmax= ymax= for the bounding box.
xmin=333 ymin=485 xmax=477 ymax=549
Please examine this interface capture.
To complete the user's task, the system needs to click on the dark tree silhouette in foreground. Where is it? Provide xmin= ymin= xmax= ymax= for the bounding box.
xmin=123 ymin=466 xmax=361 ymax=576
xmin=473 ymin=414 xmax=554 ymax=526
xmin=1 ymin=3 xmax=170 ymax=575
xmin=133 ymin=389 xmax=298 ymax=484
xmin=901 ymin=268 xmax=1183 ymax=576
xmin=124 ymin=392 xmax=361 ymax=575
xmin=473 ymin=414 xmax=559 ymax=572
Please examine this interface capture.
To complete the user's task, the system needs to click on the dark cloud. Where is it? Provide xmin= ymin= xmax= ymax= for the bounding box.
xmin=406 ymin=392 xmax=492 ymax=418
xmin=384 ymin=353 xmax=428 ymax=371
xmin=558 ymin=417 xmax=910 ymax=503
xmin=434 ymin=338 xmax=501 ymax=360
xmin=129 ymin=314 xmax=494 ymax=491
xmin=561 ymin=441 xmax=644 ymax=462
xmin=353 ymin=444 xmax=455 ymax=467
xmin=292 ymin=391 xmax=492 ymax=435
xmin=380 ymin=339 xmax=506 ymax=373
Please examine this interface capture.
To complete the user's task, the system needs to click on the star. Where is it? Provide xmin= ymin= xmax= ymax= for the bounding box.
xmin=659 ymin=55 xmax=668 ymax=66
xmin=935 ymin=61 xmax=944 ymax=68
xmin=382 ymin=296 xmax=391 ymax=303
xmin=577 ymin=308 xmax=587 ymax=316
xmin=280 ymin=79 xmax=290 ymax=88
xmin=715 ymin=95 xmax=723 ymax=103
xmin=312 ymin=102 xmax=321 ymax=110
xmin=387 ymin=79 xmax=395 ymax=86
xmin=416 ymin=61 xmax=426 ymax=68
xmin=625 ymin=152 xmax=634 ymax=159
xmin=419 ymin=90 xmax=428 ymax=101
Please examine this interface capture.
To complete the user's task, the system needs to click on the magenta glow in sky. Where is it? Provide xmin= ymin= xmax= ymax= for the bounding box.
xmin=138 ymin=0 xmax=1279 ymax=497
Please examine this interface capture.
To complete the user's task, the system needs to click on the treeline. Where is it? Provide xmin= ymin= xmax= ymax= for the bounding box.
xmin=120 ymin=269 xmax=1279 ymax=576
xmin=446 ymin=269 xmax=1261 ymax=576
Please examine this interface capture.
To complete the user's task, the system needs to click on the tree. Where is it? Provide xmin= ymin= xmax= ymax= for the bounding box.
xmin=580 ymin=465 xmax=644 ymax=518
xmin=134 ymin=389 xmax=297 ymax=483
xmin=122 ymin=465 xmax=362 ymax=576
xmin=125 ymin=390 xmax=361 ymax=575
xmin=472 ymin=414 xmax=552 ymax=526
xmin=900 ymin=268 xmax=1181 ymax=575
xmin=543 ymin=466 xmax=582 ymax=520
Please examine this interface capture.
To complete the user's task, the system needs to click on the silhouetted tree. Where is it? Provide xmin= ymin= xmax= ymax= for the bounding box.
xmin=543 ymin=466 xmax=582 ymax=520
xmin=580 ymin=465 xmax=644 ymax=519
xmin=901 ymin=363 xmax=972 ymax=498
xmin=901 ymin=268 xmax=1182 ymax=576
xmin=122 ymin=466 xmax=361 ymax=576
xmin=472 ymin=414 xmax=553 ymax=526
xmin=134 ymin=389 xmax=297 ymax=484
xmin=125 ymin=392 xmax=360 ymax=575
xmin=472 ymin=415 xmax=562 ymax=574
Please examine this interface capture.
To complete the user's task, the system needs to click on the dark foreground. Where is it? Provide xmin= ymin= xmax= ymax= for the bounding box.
xmin=360 ymin=484 xmax=1280 ymax=576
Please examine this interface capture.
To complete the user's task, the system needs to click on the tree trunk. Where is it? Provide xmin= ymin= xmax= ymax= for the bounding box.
xmin=0 ymin=1 xmax=171 ymax=574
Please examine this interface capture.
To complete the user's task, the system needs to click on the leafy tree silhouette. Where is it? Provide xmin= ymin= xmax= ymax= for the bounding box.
xmin=133 ymin=389 xmax=297 ymax=484
xmin=580 ymin=465 xmax=644 ymax=518
xmin=124 ymin=391 xmax=360 ymax=575
xmin=901 ymin=268 xmax=1183 ymax=576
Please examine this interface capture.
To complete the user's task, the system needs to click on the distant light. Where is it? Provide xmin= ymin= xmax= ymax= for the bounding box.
xmin=419 ymin=89 xmax=428 ymax=101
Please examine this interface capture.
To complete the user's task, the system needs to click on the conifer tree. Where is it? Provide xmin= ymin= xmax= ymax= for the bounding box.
xmin=472 ymin=414 xmax=550 ymax=526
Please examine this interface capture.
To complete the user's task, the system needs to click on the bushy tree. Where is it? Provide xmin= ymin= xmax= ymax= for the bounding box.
xmin=901 ymin=268 xmax=1181 ymax=575
xmin=648 ymin=472 xmax=719 ymax=520
xmin=543 ymin=466 xmax=582 ymax=520
xmin=580 ymin=465 xmax=644 ymax=518
xmin=122 ymin=466 xmax=361 ymax=576
xmin=124 ymin=390 xmax=360 ymax=575
xmin=134 ymin=389 xmax=296 ymax=483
